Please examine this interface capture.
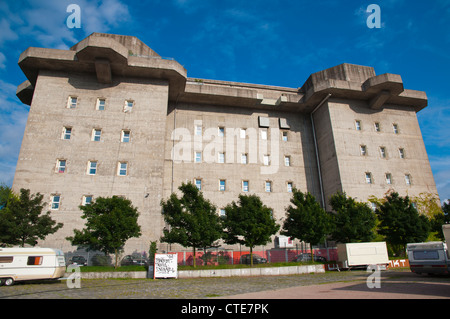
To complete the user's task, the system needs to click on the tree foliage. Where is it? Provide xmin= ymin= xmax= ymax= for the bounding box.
xmin=376 ymin=191 xmax=430 ymax=256
xmin=0 ymin=188 xmax=63 ymax=247
xmin=223 ymin=194 xmax=279 ymax=266
xmin=160 ymin=182 xmax=223 ymax=267
xmin=329 ymin=192 xmax=377 ymax=243
xmin=66 ymin=196 xmax=141 ymax=268
xmin=281 ymin=189 xmax=332 ymax=259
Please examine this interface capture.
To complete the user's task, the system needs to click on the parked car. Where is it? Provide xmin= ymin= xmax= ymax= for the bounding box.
xmin=293 ymin=253 xmax=326 ymax=262
xmin=121 ymin=255 xmax=148 ymax=266
xmin=68 ymin=255 xmax=87 ymax=266
xmin=240 ymin=254 xmax=267 ymax=264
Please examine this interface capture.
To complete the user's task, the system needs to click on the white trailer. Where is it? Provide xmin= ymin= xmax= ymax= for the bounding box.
xmin=407 ymin=242 xmax=449 ymax=275
xmin=337 ymin=242 xmax=389 ymax=270
xmin=0 ymin=247 xmax=66 ymax=286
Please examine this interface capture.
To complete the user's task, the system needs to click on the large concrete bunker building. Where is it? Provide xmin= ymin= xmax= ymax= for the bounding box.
xmin=13 ymin=33 xmax=438 ymax=253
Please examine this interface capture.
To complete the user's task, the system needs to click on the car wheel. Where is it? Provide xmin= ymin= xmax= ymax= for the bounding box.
xmin=4 ymin=277 xmax=14 ymax=286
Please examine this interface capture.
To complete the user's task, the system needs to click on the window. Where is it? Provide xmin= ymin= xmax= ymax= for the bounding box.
xmin=0 ymin=256 xmax=13 ymax=263
xmin=92 ymin=129 xmax=101 ymax=142
xmin=263 ymin=155 xmax=270 ymax=166
xmin=96 ymin=98 xmax=105 ymax=110
xmin=219 ymin=180 xmax=226 ymax=191
xmin=399 ymin=148 xmax=405 ymax=159
xmin=261 ymin=129 xmax=267 ymax=140
xmin=284 ymin=156 xmax=291 ymax=166
xmin=195 ymin=152 xmax=202 ymax=163
xmin=62 ymin=127 xmax=72 ymax=140
xmin=218 ymin=152 xmax=225 ymax=164
xmin=118 ymin=162 xmax=128 ymax=176
xmin=405 ymin=174 xmax=411 ymax=185
xmin=27 ymin=256 xmax=43 ymax=266
xmin=67 ymin=96 xmax=77 ymax=109
xmin=355 ymin=120 xmax=361 ymax=131
xmin=195 ymin=124 xmax=202 ymax=136
xmin=195 ymin=179 xmax=202 ymax=190
xmin=393 ymin=123 xmax=399 ymax=134
xmin=385 ymin=173 xmax=392 ymax=185
xmin=287 ymin=182 xmax=293 ymax=193
xmin=51 ymin=195 xmax=60 ymax=210
xmin=242 ymin=180 xmax=249 ymax=192
xmin=240 ymin=128 xmax=246 ymax=139
xmin=365 ymin=172 xmax=373 ymax=184
xmin=282 ymin=131 xmax=288 ymax=141
xmin=241 ymin=153 xmax=248 ymax=164
xmin=379 ymin=147 xmax=386 ymax=159
xmin=87 ymin=161 xmax=97 ymax=175
xmin=219 ymin=209 xmax=226 ymax=218
xmin=265 ymin=181 xmax=272 ymax=192
xmin=82 ymin=195 xmax=93 ymax=206
xmin=124 ymin=100 xmax=133 ymax=112
xmin=360 ymin=145 xmax=367 ymax=156
xmin=370 ymin=202 xmax=377 ymax=212
xmin=56 ymin=159 xmax=66 ymax=173
xmin=374 ymin=122 xmax=380 ymax=132
xmin=218 ymin=127 xmax=225 ymax=137
xmin=121 ymin=130 xmax=130 ymax=143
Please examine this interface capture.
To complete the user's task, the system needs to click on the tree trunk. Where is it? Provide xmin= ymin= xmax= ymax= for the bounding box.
xmin=250 ymin=246 xmax=253 ymax=267
xmin=193 ymin=246 xmax=196 ymax=268
xmin=114 ymin=248 xmax=119 ymax=269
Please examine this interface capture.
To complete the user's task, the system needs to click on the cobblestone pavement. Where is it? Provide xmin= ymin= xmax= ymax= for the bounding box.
xmin=0 ymin=269 xmax=448 ymax=299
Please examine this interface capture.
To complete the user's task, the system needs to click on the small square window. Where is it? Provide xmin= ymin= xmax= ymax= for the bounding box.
xmin=218 ymin=127 xmax=225 ymax=137
xmin=284 ymin=156 xmax=291 ymax=166
xmin=405 ymin=174 xmax=411 ymax=185
xmin=385 ymin=173 xmax=392 ymax=185
xmin=62 ymin=127 xmax=72 ymax=140
xmin=92 ymin=129 xmax=101 ymax=142
xmin=124 ymin=100 xmax=133 ymax=112
xmin=265 ymin=181 xmax=272 ymax=192
xmin=67 ymin=96 xmax=77 ymax=109
xmin=355 ymin=120 xmax=361 ymax=131
xmin=56 ymin=159 xmax=66 ymax=173
xmin=96 ymin=98 xmax=105 ymax=110
xmin=219 ymin=209 xmax=226 ymax=218
xmin=118 ymin=162 xmax=128 ymax=176
xmin=399 ymin=148 xmax=405 ymax=159
xmin=393 ymin=123 xmax=399 ymax=134
xmin=242 ymin=181 xmax=249 ymax=192
xmin=195 ymin=125 xmax=202 ymax=136
xmin=241 ymin=153 xmax=248 ymax=164
xmin=240 ymin=128 xmax=246 ymax=139
xmin=121 ymin=130 xmax=130 ymax=143
xmin=380 ymin=147 xmax=386 ymax=158
xmin=195 ymin=179 xmax=202 ymax=190
xmin=282 ymin=131 xmax=288 ymax=142
xmin=219 ymin=180 xmax=226 ymax=191
xmin=51 ymin=195 xmax=61 ymax=210
xmin=374 ymin=122 xmax=380 ymax=132
xmin=263 ymin=155 xmax=270 ymax=166
xmin=287 ymin=182 xmax=293 ymax=193
xmin=218 ymin=152 xmax=225 ymax=164
xmin=87 ymin=161 xmax=97 ymax=175
xmin=360 ymin=145 xmax=367 ymax=156
xmin=195 ymin=152 xmax=202 ymax=163
xmin=261 ymin=129 xmax=267 ymax=140
xmin=82 ymin=195 xmax=93 ymax=206
xmin=365 ymin=172 xmax=373 ymax=184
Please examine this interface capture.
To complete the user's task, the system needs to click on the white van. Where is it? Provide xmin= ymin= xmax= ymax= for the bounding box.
xmin=0 ymin=247 xmax=66 ymax=286
xmin=407 ymin=242 xmax=449 ymax=275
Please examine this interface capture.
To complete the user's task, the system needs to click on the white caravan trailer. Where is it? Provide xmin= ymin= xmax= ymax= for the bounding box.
xmin=0 ymin=247 xmax=66 ymax=286
xmin=337 ymin=242 xmax=389 ymax=270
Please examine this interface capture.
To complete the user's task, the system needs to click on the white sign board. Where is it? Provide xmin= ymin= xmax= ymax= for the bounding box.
xmin=154 ymin=253 xmax=178 ymax=279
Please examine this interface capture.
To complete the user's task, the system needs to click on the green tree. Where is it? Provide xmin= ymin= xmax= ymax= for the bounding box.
xmin=66 ymin=196 xmax=141 ymax=268
xmin=430 ymin=201 xmax=450 ymax=240
xmin=329 ymin=192 xmax=377 ymax=243
xmin=0 ymin=188 xmax=63 ymax=247
xmin=281 ymin=189 xmax=332 ymax=261
xmin=160 ymin=182 xmax=223 ymax=267
xmin=376 ymin=191 xmax=430 ymax=256
xmin=223 ymin=194 xmax=279 ymax=266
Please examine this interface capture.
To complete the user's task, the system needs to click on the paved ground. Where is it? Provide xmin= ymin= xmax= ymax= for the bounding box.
xmin=0 ymin=269 xmax=449 ymax=299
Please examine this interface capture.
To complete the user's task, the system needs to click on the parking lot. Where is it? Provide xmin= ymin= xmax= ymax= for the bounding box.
xmin=0 ymin=269 xmax=449 ymax=299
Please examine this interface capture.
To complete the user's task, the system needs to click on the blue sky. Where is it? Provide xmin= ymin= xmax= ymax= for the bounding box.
xmin=0 ymin=0 xmax=449 ymax=202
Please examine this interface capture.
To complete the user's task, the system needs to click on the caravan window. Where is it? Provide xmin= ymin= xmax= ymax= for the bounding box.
xmin=27 ymin=256 xmax=43 ymax=265
xmin=0 ymin=256 xmax=13 ymax=263
xmin=413 ymin=250 xmax=439 ymax=260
